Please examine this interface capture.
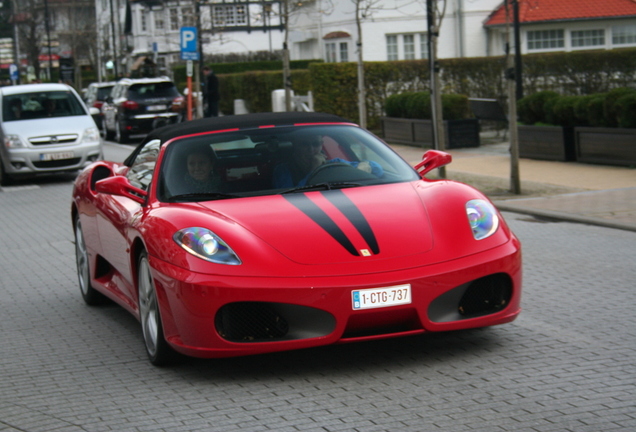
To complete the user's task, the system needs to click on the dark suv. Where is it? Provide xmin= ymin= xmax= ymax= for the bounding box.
xmin=101 ymin=77 xmax=185 ymax=143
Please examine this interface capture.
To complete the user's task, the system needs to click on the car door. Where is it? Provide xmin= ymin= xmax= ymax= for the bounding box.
xmin=95 ymin=139 xmax=161 ymax=307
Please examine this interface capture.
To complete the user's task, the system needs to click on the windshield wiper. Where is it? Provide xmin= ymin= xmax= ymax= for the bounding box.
xmin=281 ymin=182 xmax=362 ymax=194
xmin=168 ymin=192 xmax=240 ymax=202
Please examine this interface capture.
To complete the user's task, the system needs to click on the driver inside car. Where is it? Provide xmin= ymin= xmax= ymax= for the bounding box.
xmin=272 ymin=136 xmax=383 ymax=188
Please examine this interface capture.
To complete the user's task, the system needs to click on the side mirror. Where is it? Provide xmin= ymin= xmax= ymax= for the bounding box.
xmin=95 ymin=176 xmax=147 ymax=204
xmin=414 ymin=150 xmax=452 ymax=178
xmin=88 ymin=107 xmax=100 ymax=116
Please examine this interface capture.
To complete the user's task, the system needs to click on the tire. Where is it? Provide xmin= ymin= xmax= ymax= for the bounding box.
xmin=0 ymin=156 xmax=11 ymax=186
xmin=102 ymin=118 xmax=114 ymax=141
xmin=137 ymin=251 xmax=178 ymax=366
xmin=74 ymin=215 xmax=107 ymax=305
xmin=115 ymin=120 xmax=128 ymax=144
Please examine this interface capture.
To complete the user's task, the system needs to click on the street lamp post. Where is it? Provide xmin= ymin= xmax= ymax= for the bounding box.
xmin=43 ymin=0 xmax=52 ymax=80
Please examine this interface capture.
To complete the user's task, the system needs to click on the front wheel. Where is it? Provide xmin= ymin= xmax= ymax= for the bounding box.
xmin=102 ymin=118 xmax=114 ymax=141
xmin=137 ymin=251 xmax=178 ymax=366
xmin=0 ymin=156 xmax=11 ymax=186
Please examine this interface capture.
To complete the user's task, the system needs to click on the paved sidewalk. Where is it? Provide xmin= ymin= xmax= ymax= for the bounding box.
xmin=391 ymin=141 xmax=636 ymax=232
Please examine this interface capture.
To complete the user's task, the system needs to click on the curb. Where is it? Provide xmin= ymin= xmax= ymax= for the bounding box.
xmin=493 ymin=201 xmax=636 ymax=233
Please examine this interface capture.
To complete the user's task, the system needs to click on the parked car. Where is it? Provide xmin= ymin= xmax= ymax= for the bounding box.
xmin=83 ymin=81 xmax=115 ymax=132
xmin=71 ymin=112 xmax=522 ymax=366
xmin=101 ymin=76 xmax=186 ymax=143
xmin=0 ymin=83 xmax=102 ymax=186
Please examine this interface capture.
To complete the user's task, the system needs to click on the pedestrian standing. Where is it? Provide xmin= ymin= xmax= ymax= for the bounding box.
xmin=202 ymin=66 xmax=220 ymax=117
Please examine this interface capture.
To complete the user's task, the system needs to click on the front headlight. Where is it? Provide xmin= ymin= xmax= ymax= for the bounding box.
xmin=82 ymin=127 xmax=100 ymax=143
xmin=466 ymin=199 xmax=499 ymax=240
xmin=173 ymin=227 xmax=242 ymax=265
xmin=4 ymin=134 xmax=25 ymax=148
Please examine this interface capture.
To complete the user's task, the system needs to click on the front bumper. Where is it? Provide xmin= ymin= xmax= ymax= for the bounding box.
xmin=150 ymin=238 xmax=522 ymax=359
xmin=3 ymin=141 xmax=103 ymax=175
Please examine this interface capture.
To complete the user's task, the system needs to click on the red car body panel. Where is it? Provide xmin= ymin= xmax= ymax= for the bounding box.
xmin=71 ymin=113 xmax=521 ymax=360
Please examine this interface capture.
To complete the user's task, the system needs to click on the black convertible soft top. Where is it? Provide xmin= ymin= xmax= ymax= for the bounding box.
xmin=147 ymin=112 xmax=349 ymax=143
xmin=124 ymin=112 xmax=351 ymax=166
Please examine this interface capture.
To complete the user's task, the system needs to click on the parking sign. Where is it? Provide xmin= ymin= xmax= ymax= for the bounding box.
xmin=180 ymin=27 xmax=199 ymax=61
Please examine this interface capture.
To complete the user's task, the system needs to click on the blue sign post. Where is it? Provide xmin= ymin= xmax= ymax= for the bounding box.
xmin=180 ymin=27 xmax=199 ymax=61
xmin=9 ymin=64 xmax=19 ymax=84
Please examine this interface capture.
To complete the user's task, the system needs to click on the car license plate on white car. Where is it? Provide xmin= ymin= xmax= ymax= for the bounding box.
xmin=40 ymin=151 xmax=74 ymax=161
xmin=352 ymin=284 xmax=411 ymax=310
xmin=147 ymin=105 xmax=167 ymax=112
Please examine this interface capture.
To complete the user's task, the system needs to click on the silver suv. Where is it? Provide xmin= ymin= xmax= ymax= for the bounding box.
xmin=0 ymin=83 xmax=102 ymax=186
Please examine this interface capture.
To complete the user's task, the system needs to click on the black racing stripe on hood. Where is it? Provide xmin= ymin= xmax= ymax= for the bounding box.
xmin=322 ymin=190 xmax=380 ymax=255
xmin=284 ymin=194 xmax=359 ymax=256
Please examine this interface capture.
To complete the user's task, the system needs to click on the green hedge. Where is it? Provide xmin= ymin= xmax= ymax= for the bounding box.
xmin=385 ymin=91 xmax=471 ymax=121
xmin=173 ymin=59 xmax=320 ymax=90
xmin=517 ymin=87 xmax=636 ymax=128
xmin=169 ymin=47 xmax=636 ymax=129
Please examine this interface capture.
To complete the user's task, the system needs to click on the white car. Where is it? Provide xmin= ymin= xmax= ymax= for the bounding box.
xmin=0 ymin=83 xmax=102 ymax=185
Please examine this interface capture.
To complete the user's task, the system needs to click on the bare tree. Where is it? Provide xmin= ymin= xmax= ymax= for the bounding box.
xmin=14 ymin=0 xmax=45 ymax=81
xmin=280 ymin=0 xmax=318 ymax=111
xmin=427 ymin=0 xmax=447 ymax=177
xmin=352 ymin=0 xmax=382 ymax=129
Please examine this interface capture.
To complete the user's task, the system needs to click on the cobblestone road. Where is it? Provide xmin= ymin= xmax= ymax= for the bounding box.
xmin=1 ymin=179 xmax=634 ymax=432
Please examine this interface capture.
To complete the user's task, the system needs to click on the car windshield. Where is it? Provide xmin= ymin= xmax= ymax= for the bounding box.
xmin=2 ymin=91 xmax=87 ymax=121
xmin=158 ymin=124 xmax=420 ymax=202
xmin=96 ymin=86 xmax=114 ymax=100
xmin=128 ymin=82 xmax=179 ymax=100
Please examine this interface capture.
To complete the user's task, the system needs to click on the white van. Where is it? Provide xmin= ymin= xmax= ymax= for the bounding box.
xmin=0 ymin=83 xmax=103 ymax=185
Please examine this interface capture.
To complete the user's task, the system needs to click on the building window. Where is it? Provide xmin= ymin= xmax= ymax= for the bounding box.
xmin=140 ymin=10 xmax=147 ymax=32
xmin=169 ymin=8 xmax=179 ymax=31
xmin=403 ymin=34 xmax=415 ymax=60
xmin=154 ymin=11 xmax=164 ymax=31
xmin=420 ymin=33 xmax=429 ymax=59
xmin=527 ymin=29 xmax=564 ymax=50
xmin=339 ymin=42 xmax=349 ymax=62
xmin=182 ymin=7 xmax=194 ymax=27
xmin=213 ymin=5 xmax=247 ymax=26
xmin=387 ymin=35 xmax=398 ymax=61
xmin=571 ymin=29 xmax=604 ymax=48
xmin=325 ymin=42 xmax=337 ymax=62
xmin=612 ymin=24 xmax=636 ymax=45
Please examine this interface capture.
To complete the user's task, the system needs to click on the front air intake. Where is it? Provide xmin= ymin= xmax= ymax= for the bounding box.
xmin=458 ymin=273 xmax=512 ymax=317
xmin=216 ymin=302 xmax=289 ymax=342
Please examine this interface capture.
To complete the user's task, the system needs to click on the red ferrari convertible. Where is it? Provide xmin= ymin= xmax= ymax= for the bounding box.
xmin=72 ymin=112 xmax=521 ymax=365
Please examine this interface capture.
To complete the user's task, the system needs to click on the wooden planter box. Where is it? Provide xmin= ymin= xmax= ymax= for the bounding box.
xmin=518 ymin=125 xmax=576 ymax=162
xmin=574 ymin=127 xmax=636 ymax=166
xmin=381 ymin=117 xmax=480 ymax=149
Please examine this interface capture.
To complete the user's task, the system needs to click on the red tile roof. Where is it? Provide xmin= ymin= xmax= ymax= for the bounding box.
xmin=485 ymin=0 xmax=636 ymax=26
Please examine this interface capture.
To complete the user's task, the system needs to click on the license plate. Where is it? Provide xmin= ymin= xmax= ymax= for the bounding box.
xmin=147 ymin=105 xmax=167 ymax=112
xmin=40 ymin=151 xmax=74 ymax=161
xmin=352 ymin=284 xmax=411 ymax=310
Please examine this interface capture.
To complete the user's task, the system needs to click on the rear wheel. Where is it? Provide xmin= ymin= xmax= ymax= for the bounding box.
xmin=137 ymin=251 xmax=178 ymax=366
xmin=74 ymin=215 xmax=106 ymax=305
xmin=115 ymin=120 xmax=128 ymax=143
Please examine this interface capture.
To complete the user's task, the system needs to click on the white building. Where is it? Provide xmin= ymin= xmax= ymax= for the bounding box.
xmin=95 ymin=0 xmax=636 ymax=79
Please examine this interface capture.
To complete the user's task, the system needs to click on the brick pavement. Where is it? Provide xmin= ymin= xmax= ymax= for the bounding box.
xmin=0 ymin=178 xmax=635 ymax=432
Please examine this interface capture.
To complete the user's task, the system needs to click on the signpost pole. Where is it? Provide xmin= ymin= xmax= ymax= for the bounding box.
xmin=186 ymin=60 xmax=193 ymax=121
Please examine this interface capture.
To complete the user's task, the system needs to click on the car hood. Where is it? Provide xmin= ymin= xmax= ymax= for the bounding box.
xmin=197 ymin=183 xmax=434 ymax=265
xmin=1 ymin=115 xmax=96 ymax=139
